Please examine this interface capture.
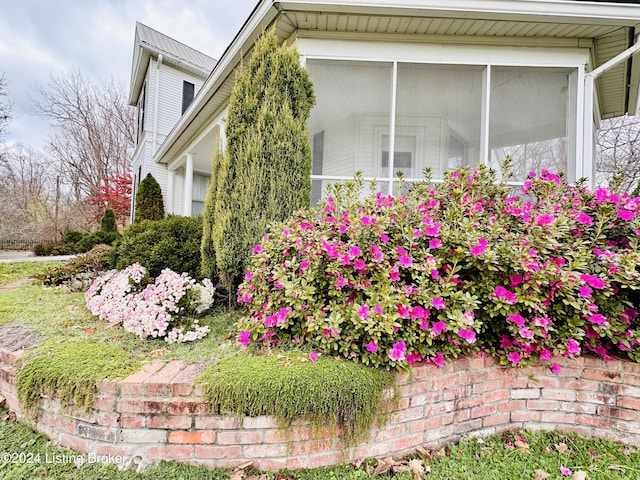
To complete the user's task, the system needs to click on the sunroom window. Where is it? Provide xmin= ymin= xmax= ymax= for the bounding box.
xmin=306 ymin=59 xmax=577 ymax=202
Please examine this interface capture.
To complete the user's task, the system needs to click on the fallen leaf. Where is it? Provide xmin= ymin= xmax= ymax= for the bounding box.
xmin=480 ymin=446 xmax=495 ymax=456
xmin=149 ymin=348 xmax=167 ymax=357
xmin=353 ymin=458 xmax=365 ymax=469
xmin=608 ymin=465 xmax=623 ymax=471
xmin=555 ymin=443 xmax=572 ymax=455
xmin=408 ymin=458 xmax=426 ymax=480
xmin=476 ymin=438 xmax=485 ymax=444
xmin=534 ymin=469 xmax=551 ymax=480
xmin=83 ymin=327 xmax=97 ymax=334
xmin=515 ymin=439 xmax=530 ymax=454
xmin=66 ymin=305 xmax=79 ymax=311
xmin=572 ymin=471 xmax=588 ymax=480
xmin=374 ymin=457 xmax=396 ymax=476
xmin=229 ymin=471 xmax=244 ymax=480
xmin=416 ymin=446 xmax=432 ymax=460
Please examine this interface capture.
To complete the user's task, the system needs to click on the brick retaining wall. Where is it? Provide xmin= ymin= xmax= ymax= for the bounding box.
xmin=2 ymin=345 xmax=640 ymax=471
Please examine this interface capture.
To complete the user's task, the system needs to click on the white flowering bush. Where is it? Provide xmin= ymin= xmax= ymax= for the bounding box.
xmin=85 ymin=263 xmax=214 ymax=344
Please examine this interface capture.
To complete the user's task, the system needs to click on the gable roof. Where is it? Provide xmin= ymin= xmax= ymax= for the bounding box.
xmin=128 ymin=22 xmax=217 ymax=105
xmin=154 ymin=0 xmax=640 ymax=164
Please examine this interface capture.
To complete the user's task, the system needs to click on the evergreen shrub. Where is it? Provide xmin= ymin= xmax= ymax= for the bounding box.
xmin=134 ymin=173 xmax=165 ymax=222
xmin=237 ymin=166 xmax=640 ymax=371
xmin=100 ymin=207 xmax=118 ymax=233
xmin=110 ymin=214 xmax=203 ymax=279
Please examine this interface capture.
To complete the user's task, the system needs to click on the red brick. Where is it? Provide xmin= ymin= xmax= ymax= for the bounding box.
xmin=58 ymin=433 xmax=92 ymax=453
xmin=454 ymin=419 xmax=483 ymax=434
xmin=562 ymin=379 xmax=599 ymax=391
xmin=424 ymin=402 xmax=453 ymax=417
xmin=146 ymin=445 xmax=192 ymax=460
xmin=168 ymin=430 xmax=216 ymax=444
xmin=194 ymin=445 xmax=242 ymax=459
xmin=542 ymin=412 xmax=576 ymax=425
xmin=308 ymin=452 xmax=344 ymax=469
xmin=263 ymin=457 xmax=309 ymax=471
xmin=510 ymin=411 xmax=541 ymax=422
xmin=243 ymin=444 xmax=287 ymax=458
xmin=146 ymin=361 xmax=186 ymax=396
xmin=597 ymin=406 xmax=638 ymax=422
xmin=97 ymin=412 xmax=120 ymax=427
xmin=290 ymin=439 xmax=333 ymax=455
xmin=121 ymin=415 xmax=144 ymax=428
xmin=122 ymin=360 xmax=165 ymax=384
xmin=583 ymin=368 xmax=622 ymax=383
xmin=354 ymin=441 xmax=393 ymax=459
xmin=96 ymin=445 xmax=131 ymax=457
xmin=391 ymin=433 xmax=423 ymax=451
xmin=147 ymin=415 xmax=192 ymax=429
xmin=453 ymin=410 xmax=470 ymax=422
xmin=473 ymin=380 xmax=501 ymax=394
xmin=482 ymin=391 xmax=509 ymax=403
xmin=541 ymin=389 xmax=576 ymax=401
xmin=216 ymin=430 xmax=263 ymax=445
xmin=432 ymin=375 xmax=461 ymax=390
xmin=618 ymin=397 xmax=640 ymax=410
xmin=374 ymin=423 xmax=408 ymax=441
xmin=92 ymin=395 xmax=115 ymax=411
xmin=265 ymin=426 xmax=310 ymax=443
xmin=527 ymin=377 xmax=560 ymax=388
xmin=622 ymin=374 xmax=640 ymax=387
xmin=117 ymin=399 xmax=165 ymax=414
xmin=242 ymin=416 xmax=277 ymax=429
xmin=409 ymin=417 xmax=441 ymax=433
xmin=391 ymin=406 xmax=424 ymax=424
xmin=168 ymin=400 xmax=208 ymax=415
xmin=576 ymin=414 xmax=614 ymax=429
xmin=411 ymin=391 xmax=442 ymax=407
xmin=510 ymin=388 xmax=540 ymax=400
xmin=527 ymin=400 xmax=560 ymax=411
xmin=560 ymin=401 xmax=596 ymax=415
xmin=97 ymin=379 xmax=119 ymax=394
xmin=487 ymin=368 xmax=516 ymax=380
xmin=457 ymin=395 xmax=483 ymax=409
xmin=576 ymin=392 xmax=616 ymax=406
xmin=443 ymin=385 xmax=472 ymax=401
xmin=54 ymin=416 xmax=77 ymax=434
xmin=471 ymin=404 xmax=497 ymax=419
xmin=194 ymin=416 xmax=242 ymax=430
xmin=482 ymin=413 xmax=510 ymax=427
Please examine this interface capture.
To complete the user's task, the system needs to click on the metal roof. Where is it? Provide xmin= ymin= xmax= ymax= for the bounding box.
xmin=128 ymin=22 xmax=217 ymax=105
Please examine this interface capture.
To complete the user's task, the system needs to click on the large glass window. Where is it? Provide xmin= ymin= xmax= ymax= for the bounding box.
xmin=306 ymin=60 xmax=393 ymax=203
xmin=306 ymin=59 xmax=577 ymax=202
xmin=489 ymin=67 xmax=574 ymax=182
xmin=192 ymin=173 xmax=209 ymax=215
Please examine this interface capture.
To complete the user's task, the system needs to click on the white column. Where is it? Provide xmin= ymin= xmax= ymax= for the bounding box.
xmin=582 ymin=75 xmax=595 ymax=189
xmin=167 ymin=169 xmax=175 ymax=214
xmin=183 ymin=154 xmax=193 ymax=216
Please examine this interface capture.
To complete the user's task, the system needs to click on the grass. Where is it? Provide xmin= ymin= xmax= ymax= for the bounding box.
xmin=196 ymin=352 xmax=396 ymax=442
xmin=0 ymin=261 xmax=63 ymax=287
xmin=1 ymin=413 xmax=640 ymax=479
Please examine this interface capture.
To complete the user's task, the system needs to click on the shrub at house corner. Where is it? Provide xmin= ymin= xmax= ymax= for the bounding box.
xmin=202 ymin=29 xmax=315 ymax=291
xmin=134 ymin=172 xmax=165 ymax=222
xmin=237 ymin=166 xmax=640 ymax=371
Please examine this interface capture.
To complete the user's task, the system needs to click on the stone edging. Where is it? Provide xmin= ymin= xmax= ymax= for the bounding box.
xmin=1 ymin=343 xmax=640 ymax=471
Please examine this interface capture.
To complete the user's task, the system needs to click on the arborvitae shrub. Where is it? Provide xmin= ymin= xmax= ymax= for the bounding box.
xmin=100 ymin=208 xmax=117 ymax=233
xmin=77 ymin=231 xmax=120 ymax=253
xmin=62 ymin=230 xmax=85 ymax=244
xmin=110 ymin=214 xmax=203 ymax=279
xmin=134 ymin=173 xmax=165 ymax=223
xmin=202 ymin=29 xmax=315 ymax=291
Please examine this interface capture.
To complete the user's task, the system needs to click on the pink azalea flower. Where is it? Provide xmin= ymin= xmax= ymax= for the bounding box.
xmin=252 ymin=244 xmax=264 ymax=254
xmin=410 ymin=306 xmax=429 ymax=320
xmin=507 ymin=313 xmax=526 ymax=327
xmin=356 ymin=304 xmax=369 ymax=320
xmin=238 ymin=331 xmax=251 ymax=346
xmin=595 ymin=189 xmax=608 ymax=201
xmin=564 ymin=339 xmax=581 ymax=357
xmin=244 ymin=270 xmax=252 ymax=282
xmin=560 ymin=465 xmax=572 ymax=477
xmin=431 ymin=321 xmax=447 ymax=336
xmin=534 ymin=317 xmax=552 ymax=328
xmin=580 ymin=274 xmax=605 ymax=289
xmin=550 ymin=363 xmax=562 ymax=375
xmin=309 ymin=351 xmax=319 ymax=362
xmin=353 ymin=259 xmax=367 ymax=271
xmin=518 ymin=327 xmax=535 ymax=340
xmin=470 ymin=238 xmax=488 ymax=256
xmin=365 ymin=340 xmax=378 ymax=353
xmin=370 ymin=245 xmax=384 ymax=261
xmin=578 ymin=286 xmax=592 ymax=298
xmin=348 ymin=246 xmax=361 ymax=258
xmin=617 ymin=209 xmax=635 ymax=221
xmin=432 ymin=351 xmax=445 ymax=367
xmin=389 ymin=267 xmax=401 ymax=282
xmin=507 ymin=351 xmax=522 ymax=364
xmin=458 ymin=329 xmax=477 ymax=343
xmin=539 ymin=348 xmax=552 ymax=361
xmin=431 ymin=269 xmax=440 ymax=279
xmin=374 ymin=304 xmax=384 ymax=315
xmin=432 ymin=297 xmax=446 ymax=310
xmin=388 ymin=341 xmax=407 ymax=361
xmin=360 ymin=216 xmax=372 ymax=226
xmin=536 ymin=214 xmax=555 ymax=226
xmin=399 ymin=254 xmax=413 ymax=268
xmin=429 ymin=238 xmax=442 ymax=249
xmin=300 ymin=260 xmax=310 ymax=271
xmin=406 ymin=352 xmax=422 ymax=364
xmin=576 ymin=212 xmax=593 ymax=225
xmin=588 ymin=313 xmax=607 ymax=325
xmin=380 ymin=233 xmax=389 ymax=243
xmin=397 ymin=304 xmax=410 ymax=318
xmin=335 ymin=276 xmax=347 ymax=289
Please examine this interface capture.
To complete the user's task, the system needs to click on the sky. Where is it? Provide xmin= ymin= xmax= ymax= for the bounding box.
xmin=0 ymin=0 xmax=258 ymax=150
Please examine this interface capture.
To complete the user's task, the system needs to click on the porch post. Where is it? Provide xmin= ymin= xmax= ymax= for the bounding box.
xmin=183 ymin=153 xmax=194 ymax=216
xmin=167 ymin=169 xmax=175 ymax=214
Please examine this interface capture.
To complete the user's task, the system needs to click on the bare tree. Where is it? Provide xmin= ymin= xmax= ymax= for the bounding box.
xmin=0 ymin=72 xmax=10 ymax=141
xmin=596 ymin=115 xmax=640 ymax=193
xmin=32 ymin=70 xmax=134 ymax=201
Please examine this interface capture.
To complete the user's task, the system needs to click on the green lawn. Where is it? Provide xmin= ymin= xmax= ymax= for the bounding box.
xmin=0 ymin=261 xmax=63 ymax=287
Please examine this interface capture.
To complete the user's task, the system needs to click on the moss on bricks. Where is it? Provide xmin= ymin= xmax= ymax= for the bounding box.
xmin=16 ymin=339 xmax=141 ymax=414
xmin=195 ymin=353 xmax=397 ymax=442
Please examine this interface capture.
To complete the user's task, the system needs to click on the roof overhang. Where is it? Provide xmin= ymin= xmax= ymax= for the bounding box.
xmin=154 ymin=0 xmax=640 ymax=164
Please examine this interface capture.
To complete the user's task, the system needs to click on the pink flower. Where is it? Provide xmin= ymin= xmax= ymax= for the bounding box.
xmin=518 ymin=327 xmax=535 ymax=340
xmin=617 ymin=209 xmax=635 ymax=221
xmin=534 ymin=317 xmax=552 ymax=328
xmin=388 ymin=341 xmax=407 ymax=362
xmin=252 ymin=244 xmax=264 ymax=254
xmin=356 ymin=304 xmax=369 ymax=320
xmin=360 ymin=216 xmax=372 ymax=226
xmin=244 ymin=270 xmax=252 ymax=282
xmin=335 ymin=276 xmax=347 ymax=289
xmin=578 ymin=286 xmax=592 ymax=298
xmin=238 ymin=331 xmax=251 ymax=347
xmin=560 ymin=465 xmax=572 ymax=477
xmin=348 ymin=246 xmax=361 ymax=258
xmin=580 ymin=274 xmax=605 ymax=289
xmin=565 ymin=339 xmax=581 ymax=357
xmin=410 ymin=306 xmax=429 ymax=320
xmin=507 ymin=351 xmax=522 ymax=364
xmin=397 ymin=304 xmax=410 ymax=318
xmin=595 ymin=188 xmax=608 ymax=202
xmin=432 ymin=351 xmax=445 ymax=367
xmin=300 ymin=260 xmax=310 ymax=271
xmin=576 ymin=213 xmax=593 ymax=225
xmin=494 ymin=286 xmax=517 ymax=304
xmin=431 ymin=269 xmax=440 ymax=279
xmin=588 ymin=313 xmax=607 ymax=325
xmin=406 ymin=352 xmax=422 ymax=364
xmin=389 ymin=267 xmax=401 ymax=282
xmin=370 ymin=245 xmax=384 ymax=261
xmin=429 ymin=238 xmax=442 ymax=249
xmin=551 ymin=363 xmax=561 ymax=375
xmin=432 ymin=297 xmax=446 ymax=310
xmin=507 ymin=314 xmax=526 ymax=327
xmin=539 ymin=348 xmax=552 ymax=361
xmin=458 ymin=329 xmax=477 ymax=343
xmin=399 ymin=254 xmax=413 ymax=268
xmin=309 ymin=351 xmax=319 ymax=362
xmin=374 ymin=304 xmax=384 ymax=315
xmin=365 ymin=340 xmax=378 ymax=353
xmin=470 ymin=238 xmax=488 ymax=256
xmin=431 ymin=321 xmax=447 ymax=336
xmin=353 ymin=259 xmax=367 ymax=271
xmin=536 ymin=214 xmax=555 ymax=226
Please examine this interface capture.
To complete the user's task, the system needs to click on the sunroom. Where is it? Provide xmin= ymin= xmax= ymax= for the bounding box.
xmin=153 ymin=0 xmax=640 ymax=213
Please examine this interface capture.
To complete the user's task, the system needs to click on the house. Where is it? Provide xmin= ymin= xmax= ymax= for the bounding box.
xmin=129 ymin=0 xmax=640 ymax=216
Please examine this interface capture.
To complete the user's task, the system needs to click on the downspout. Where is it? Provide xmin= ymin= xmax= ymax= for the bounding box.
xmin=153 ymin=54 xmax=163 ymax=154
xmin=583 ymin=33 xmax=640 ymax=188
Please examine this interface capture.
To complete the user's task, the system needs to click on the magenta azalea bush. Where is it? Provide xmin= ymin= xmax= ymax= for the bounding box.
xmin=236 ymin=166 xmax=640 ymax=371
xmin=86 ymin=263 xmax=214 ymax=344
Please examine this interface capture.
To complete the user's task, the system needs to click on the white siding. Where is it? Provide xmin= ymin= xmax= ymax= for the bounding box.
xmin=157 ymin=64 xmax=206 ymax=137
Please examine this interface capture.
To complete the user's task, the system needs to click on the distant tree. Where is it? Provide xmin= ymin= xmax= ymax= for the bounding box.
xmin=0 ymin=73 xmax=10 ymax=142
xmin=202 ymin=29 xmax=315 ymax=290
xmin=32 ymin=70 xmax=134 ymax=204
xmin=85 ymin=172 xmax=132 ymax=226
xmin=134 ymin=173 xmax=165 ymax=222
xmin=596 ymin=115 xmax=640 ymax=193
xmin=100 ymin=208 xmax=117 ymax=233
